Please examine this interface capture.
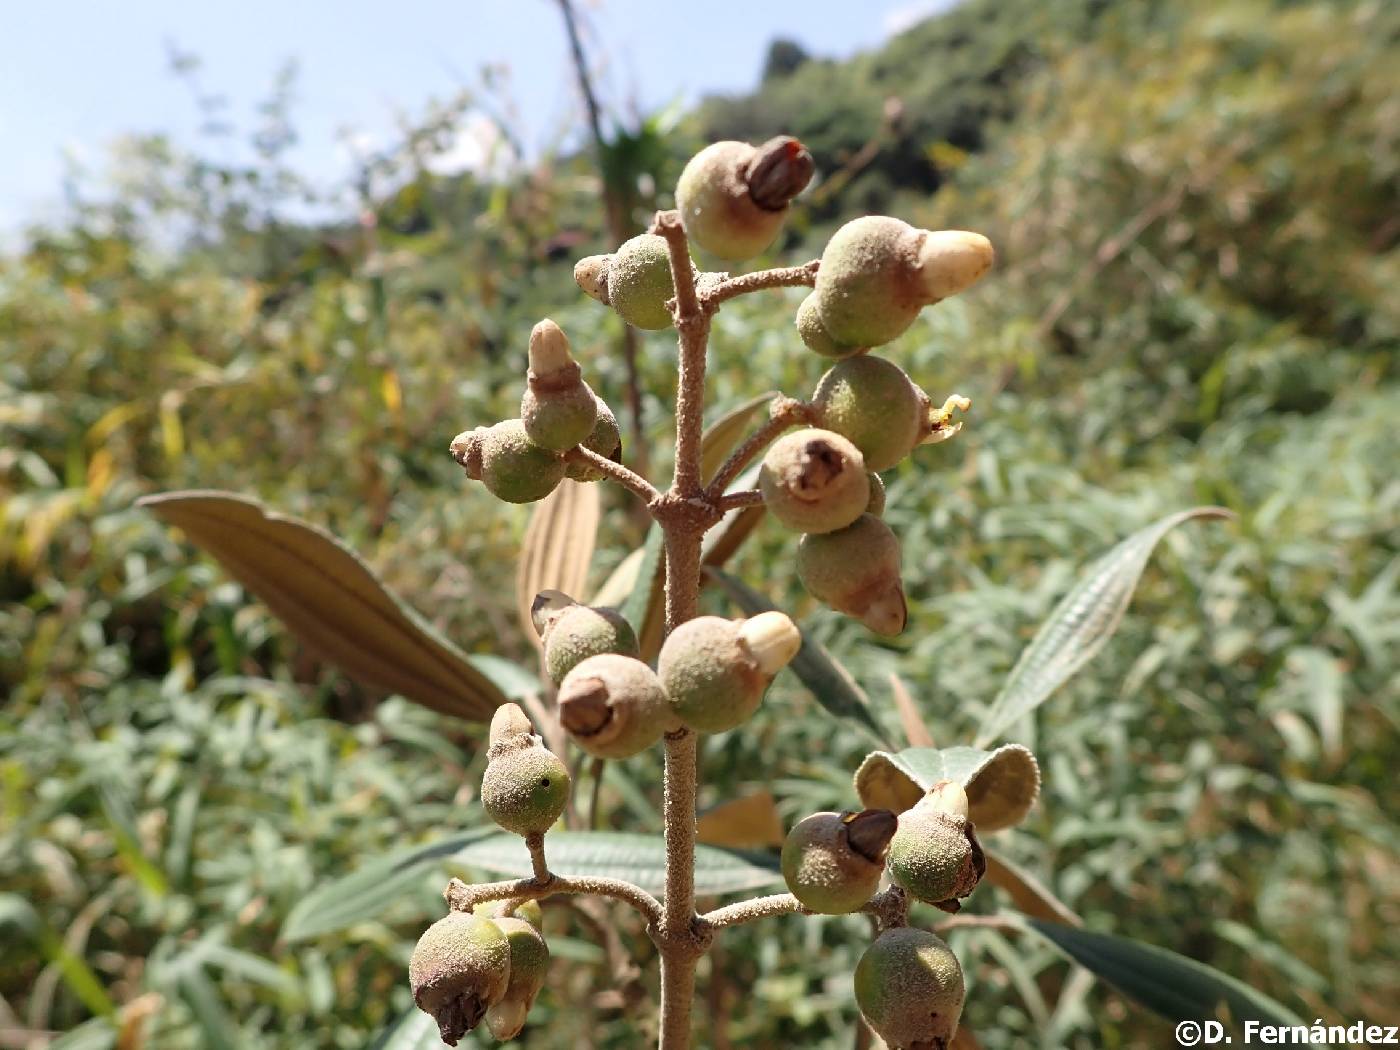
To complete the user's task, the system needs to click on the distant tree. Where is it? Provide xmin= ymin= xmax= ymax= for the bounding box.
xmin=761 ymin=38 xmax=810 ymax=81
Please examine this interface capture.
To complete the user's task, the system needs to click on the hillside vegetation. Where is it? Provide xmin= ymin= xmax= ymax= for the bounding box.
xmin=3 ymin=0 xmax=1396 ymax=1046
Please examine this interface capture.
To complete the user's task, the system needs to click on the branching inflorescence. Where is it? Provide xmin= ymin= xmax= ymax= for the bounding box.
xmin=418 ymin=134 xmax=994 ymax=1049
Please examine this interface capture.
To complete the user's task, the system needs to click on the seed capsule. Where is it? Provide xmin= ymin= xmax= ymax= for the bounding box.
xmin=781 ymin=809 xmax=897 ymax=914
xmin=759 ymin=428 xmax=870 ymax=534
xmin=609 ymin=234 xmax=675 ymax=331
xmin=886 ymin=781 xmax=985 ymax=910
xmin=814 ymin=216 xmax=993 ymax=349
xmin=484 ymin=915 xmax=550 ymax=1040
xmin=657 ymin=612 xmax=800 ymax=733
xmin=557 ymin=653 xmax=672 ymax=759
xmin=795 ymin=290 xmax=862 ymax=359
xmin=409 ymin=912 xmax=511 ymax=1045
xmin=521 ymin=319 xmax=597 ymax=452
xmin=811 ymin=356 xmax=924 ymax=472
xmin=533 ymin=591 xmax=640 ymax=686
xmin=566 ymin=395 xmax=622 ymax=482
xmin=854 ymin=927 xmax=965 ymax=1050
xmin=796 ymin=514 xmax=906 ymax=636
xmin=481 ymin=704 xmax=570 ymax=836
xmin=676 ymin=137 xmax=814 ymax=261
xmin=452 ymin=420 xmax=565 ymax=504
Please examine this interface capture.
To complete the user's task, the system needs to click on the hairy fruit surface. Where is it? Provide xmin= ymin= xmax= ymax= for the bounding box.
xmin=463 ymin=420 xmax=565 ymax=504
xmin=812 ymin=356 xmax=924 ymax=472
xmin=854 ymin=927 xmax=965 ymax=1049
xmin=557 ymin=653 xmax=672 ymax=759
xmin=886 ymin=782 xmax=985 ymax=909
xmin=481 ymin=705 xmax=570 ymax=836
xmin=536 ymin=599 xmax=640 ymax=686
xmin=676 ymin=137 xmax=813 ymax=261
xmin=759 ymin=427 xmax=870 ymax=534
xmin=609 ymin=234 xmax=676 ymax=331
xmin=657 ymin=613 xmax=799 ymax=733
xmin=409 ymin=912 xmax=511 ymax=1046
xmin=796 ymin=514 xmax=907 ymax=635
xmin=781 ymin=809 xmax=896 ymax=914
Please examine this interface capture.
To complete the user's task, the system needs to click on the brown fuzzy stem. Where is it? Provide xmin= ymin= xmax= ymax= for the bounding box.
xmin=444 ymin=874 xmax=662 ymax=927
xmin=564 ymin=446 xmax=661 ymax=505
xmin=714 ymin=490 xmax=765 ymax=513
xmin=701 ymin=893 xmax=808 ymax=929
xmin=650 ymin=210 xmax=709 ymax=499
xmin=705 ymin=396 xmax=812 ymax=499
xmin=700 ymin=260 xmax=819 ymax=309
xmin=525 ymin=832 xmax=550 ymax=882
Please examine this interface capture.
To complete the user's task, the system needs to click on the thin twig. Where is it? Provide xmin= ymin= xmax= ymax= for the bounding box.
xmin=587 ymin=755 xmax=607 ymax=830
xmin=565 ymin=446 xmax=661 ymax=505
xmin=705 ymin=396 xmax=811 ymax=499
xmin=714 ymin=490 xmax=764 ymax=513
xmin=699 ymin=260 xmax=819 ymax=309
xmin=445 ymin=874 xmax=663 ymax=927
xmin=701 ymin=893 xmax=807 ymax=929
xmin=932 ymin=913 xmax=1025 ymax=937
xmin=526 ymin=832 xmax=550 ymax=882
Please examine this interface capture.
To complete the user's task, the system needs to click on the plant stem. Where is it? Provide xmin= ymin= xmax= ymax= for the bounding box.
xmin=699 ymin=259 xmax=819 ymax=308
xmin=444 ymin=874 xmax=662 ymax=926
xmin=704 ymin=394 xmax=811 ymax=499
xmin=564 ymin=446 xmax=661 ymax=504
xmin=701 ymin=893 xmax=807 ymax=929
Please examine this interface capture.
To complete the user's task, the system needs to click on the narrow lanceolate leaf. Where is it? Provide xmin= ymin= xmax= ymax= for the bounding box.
xmin=696 ymin=791 xmax=785 ymax=849
xmin=515 ymin=480 xmax=600 ymax=650
xmin=592 ymin=547 xmax=646 ymax=608
xmin=452 ymin=831 xmax=783 ymax=897
xmin=983 ymin=851 xmax=1080 ymax=926
xmin=1027 ymin=921 xmax=1315 ymax=1043
xmin=620 ymin=527 xmax=668 ymax=661
xmin=853 ymin=745 xmax=1040 ymax=831
xmin=708 ymin=570 xmax=889 ymax=742
xmin=281 ymin=830 xmax=497 ymax=942
xmin=977 ymin=507 xmax=1232 ymax=747
xmin=700 ymin=390 xmax=779 ymax=486
xmin=701 ymin=504 xmax=767 ymax=569
xmin=139 ymin=491 xmax=518 ymax=722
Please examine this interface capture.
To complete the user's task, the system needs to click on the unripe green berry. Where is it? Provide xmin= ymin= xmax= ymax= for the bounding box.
xmin=759 ymin=428 xmax=870 ymax=534
xmin=676 ymin=137 xmax=813 ymax=261
xmin=557 ymin=653 xmax=672 ymax=759
xmin=409 ymin=911 xmax=511 ymax=1045
xmin=657 ymin=612 xmax=800 ymax=733
xmin=854 ymin=927 xmax=965 ymax=1049
xmin=567 ymin=395 xmax=622 ymax=482
xmin=481 ymin=704 xmax=570 ymax=836
xmin=609 ymin=234 xmax=675 ymax=331
xmin=865 ymin=471 xmax=887 ymax=517
xmin=484 ymin=916 xmax=550 ymax=1040
xmin=795 ymin=290 xmax=862 ymax=358
xmin=533 ymin=592 xmax=640 ymax=686
xmin=473 ymin=898 xmax=543 ymax=929
xmin=452 ymin=420 xmax=565 ymax=504
xmin=796 ymin=514 xmax=907 ymax=636
xmin=886 ymin=782 xmax=985 ymax=909
xmin=814 ymin=217 xmax=993 ymax=349
xmin=520 ymin=319 xmax=597 ymax=451
xmin=781 ymin=809 xmax=896 ymax=914
xmin=811 ymin=356 xmax=923 ymax=472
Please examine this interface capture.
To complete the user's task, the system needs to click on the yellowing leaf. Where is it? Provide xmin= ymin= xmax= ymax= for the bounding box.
xmin=983 ymin=850 xmax=1080 ymax=926
xmin=696 ymin=791 xmax=785 ymax=849
xmin=515 ymin=480 xmax=600 ymax=650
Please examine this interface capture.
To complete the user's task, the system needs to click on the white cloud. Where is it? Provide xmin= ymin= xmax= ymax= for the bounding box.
xmin=882 ymin=0 xmax=962 ymax=37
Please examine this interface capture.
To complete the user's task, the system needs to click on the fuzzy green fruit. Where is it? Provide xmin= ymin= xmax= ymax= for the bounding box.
xmin=814 ymin=216 xmax=993 ymax=349
xmin=758 ymin=427 xmax=870 ymax=534
xmin=534 ymin=595 xmax=640 ymax=686
xmin=886 ymin=782 xmax=985 ymax=909
xmin=795 ymin=290 xmax=862 ymax=358
xmin=796 ymin=514 xmax=906 ymax=636
xmin=558 ymin=653 xmax=673 ymax=759
xmin=657 ymin=612 xmax=800 ymax=733
xmin=409 ymin=912 xmax=511 ymax=1046
xmin=483 ymin=915 xmax=550 ymax=1040
xmin=566 ymin=395 xmax=622 ymax=481
xmin=781 ymin=809 xmax=896 ymax=914
xmin=854 ymin=927 xmax=965 ymax=1049
xmin=451 ymin=420 xmax=565 ymax=504
xmin=609 ymin=234 xmax=675 ymax=331
xmin=676 ymin=137 xmax=813 ymax=261
xmin=480 ymin=705 xmax=570 ymax=836
xmin=520 ymin=319 xmax=597 ymax=451
xmin=811 ymin=356 xmax=923 ymax=471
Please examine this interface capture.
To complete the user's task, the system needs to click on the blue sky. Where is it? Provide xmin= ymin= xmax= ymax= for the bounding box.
xmin=1 ymin=0 xmax=953 ymax=233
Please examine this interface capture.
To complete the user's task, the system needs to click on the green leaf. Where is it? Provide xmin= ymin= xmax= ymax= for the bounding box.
xmin=139 ymin=490 xmax=516 ymax=722
xmin=0 ymin=893 xmax=115 ymax=1018
xmin=708 ymin=569 xmax=889 ymax=742
xmin=1027 ymin=921 xmax=1315 ymax=1043
xmin=369 ymin=1009 xmax=478 ymax=1050
xmin=620 ymin=526 xmax=668 ymax=662
xmin=977 ymin=507 xmax=1232 ymax=746
xmin=46 ymin=1019 xmax=117 ymax=1050
xmin=280 ymin=830 xmax=495 ymax=943
xmin=178 ymin=967 xmax=239 ymax=1050
xmin=853 ymin=745 xmax=1040 ymax=830
xmin=700 ymin=390 xmax=778 ymax=485
xmin=452 ymin=832 xmax=783 ymax=897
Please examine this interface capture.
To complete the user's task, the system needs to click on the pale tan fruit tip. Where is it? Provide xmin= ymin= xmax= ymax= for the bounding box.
xmin=573 ymin=254 xmax=611 ymax=305
xmin=737 ymin=611 xmax=801 ymax=676
xmin=530 ymin=589 xmax=576 ymax=637
xmin=916 ymin=230 xmax=995 ymax=301
xmin=449 ymin=429 xmax=484 ymax=480
xmin=923 ymin=780 xmax=970 ymax=821
xmin=860 ymin=587 xmax=908 ymax=637
xmin=489 ymin=703 xmax=535 ymax=751
xmin=527 ymin=319 xmax=574 ymax=377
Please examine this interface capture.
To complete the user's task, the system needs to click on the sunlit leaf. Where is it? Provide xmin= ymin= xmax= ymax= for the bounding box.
xmin=697 ymin=790 xmax=785 ymax=849
xmin=700 ymin=390 xmax=778 ymax=486
xmin=139 ymin=490 xmax=515 ymax=721
xmin=1028 ymin=921 xmax=1314 ymax=1042
xmin=977 ymin=507 xmax=1232 ymax=746
xmin=853 ymin=745 xmax=1040 ymax=830
xmin=515 ymin=479 xmax=600 ymax=650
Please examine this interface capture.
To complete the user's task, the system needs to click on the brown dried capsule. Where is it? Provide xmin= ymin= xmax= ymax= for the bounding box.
xmin=409 ymin=912 xmax=511 ymax=1045
xmin=781 ymin=809 xmax=897 ymax=914
xmin=758 ymin=427 xmax=870 ymax=534
xmin=557 ymin=653 xmax=672 ymax=759
xmin=796 ymin=513 xmax=907 ymax=636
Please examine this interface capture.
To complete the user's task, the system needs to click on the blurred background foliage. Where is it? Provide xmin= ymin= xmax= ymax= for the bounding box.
xmin=2 ymin=0 xmax=1397 ymax=1046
